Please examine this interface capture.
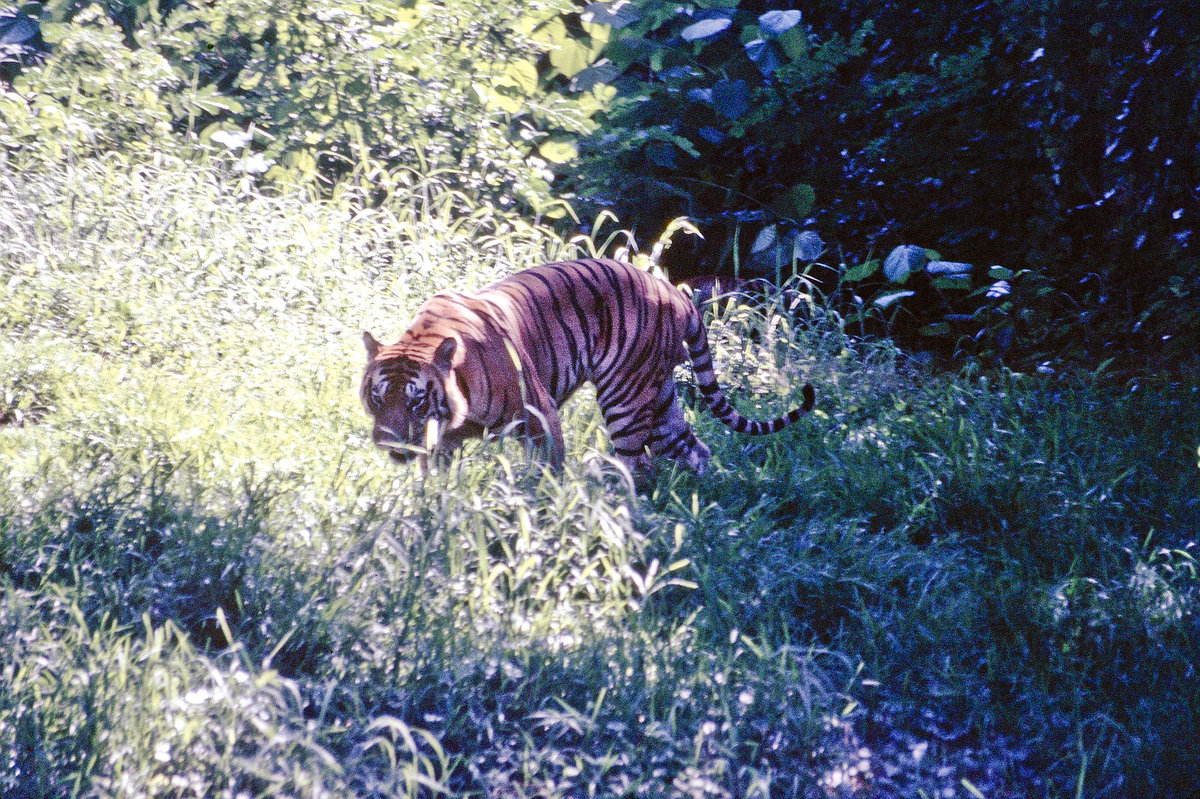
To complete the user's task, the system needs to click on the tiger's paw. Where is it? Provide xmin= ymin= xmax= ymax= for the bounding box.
xmin=681 ymin=441 xmax=711 ymax=475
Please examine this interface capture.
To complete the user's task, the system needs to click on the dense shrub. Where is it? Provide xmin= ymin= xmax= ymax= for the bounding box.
xmin=0 ymin=6 xmax=178 ymax=161
xmin=566 ymin=0 xmax=1199 ymax=358
xmin=1 ymin=0 xmax=611 ymax=211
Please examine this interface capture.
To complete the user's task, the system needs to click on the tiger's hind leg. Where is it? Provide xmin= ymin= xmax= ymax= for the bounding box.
xmin=597 ymin=382 xmax=659 ymax=480
xmin=647 ymin=379 xmax=710 ymax=474
xmin=600 ymin=375 xmax=709 ymax=479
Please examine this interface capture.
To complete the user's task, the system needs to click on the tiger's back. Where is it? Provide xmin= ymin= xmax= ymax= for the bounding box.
xmin=361 ymin=258 xmax=813 ymax=474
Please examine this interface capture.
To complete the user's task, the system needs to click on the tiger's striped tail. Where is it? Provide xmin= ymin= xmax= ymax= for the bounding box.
xmin=684 ymin=317 xmax=815 ymax=434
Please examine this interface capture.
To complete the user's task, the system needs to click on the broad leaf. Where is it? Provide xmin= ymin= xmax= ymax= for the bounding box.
xmin=926 ymin=260 xmax=973 ymax=277
xmin=645 ymin=142 xmax=677 ymax=168
xmin=883 ymin=245 xmax=928 ymax=284
xmin=751 ymin=224 xmax=778 ymax=254
xmin=539 ymin=136 xmax=578 ymax=164
xmin=499 ymin=61 xmax=538 ymax=94
xmin=927 ymin=261 xmax=972 ymax=290
xmin=570 ymin=62 xmax=620 ymax=92
xmin=758 ymin=10 xmax=801 ymax=37
xmin=681 ymin=18 xmax=731 ymax=42
xmin=711 ymin=79 xmax=749 ymax=120
xmin=986 ymin=280 xmax=1012 ymax=298
xmin=931 ymin=276 xmax=971 ymax=290
xmin=551 ymin=37 xmax=601 ymax=78
xmin=582 ymin=1 xmax=641 ymax=29
xmin=794 ymin=230 xmax=824 ymax=261
xmin=873 ymin=290 xmax=916 ymax=309
xmin=745 ymin=39 xmax=783 ymax=75
xmin=772 ymin=183 xmax=815 ymax=220
xmin=777 ymin=27 xmax=809 ymax=60
xmin=842 ymin=259 xmax=880 ymax=282
xmin=208 ymin=128 xmax=253 ymax=150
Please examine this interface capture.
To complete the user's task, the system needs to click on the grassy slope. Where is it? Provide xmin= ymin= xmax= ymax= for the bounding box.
xmin=1 ymin=157 xmax=1197 ymax=798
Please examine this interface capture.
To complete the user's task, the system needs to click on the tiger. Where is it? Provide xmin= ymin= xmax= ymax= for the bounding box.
xmin=360 ymin=258 xmax=815 ymax=476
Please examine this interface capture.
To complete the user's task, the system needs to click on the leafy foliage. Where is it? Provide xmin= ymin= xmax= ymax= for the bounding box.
xmin=567 ymin=0 xmax=868 ymax=257
xmin=0 ymin=6 xmax=178 ymax=162
xmin=2 ymin=0 xmax=613 ymax=210
xmin=0 ymin=6 xmax=47 ymax=82
xmin=155 ymin=0 xmax=611 ymax=207
xmin=567 ymin=0 xmax=1199 ymax=361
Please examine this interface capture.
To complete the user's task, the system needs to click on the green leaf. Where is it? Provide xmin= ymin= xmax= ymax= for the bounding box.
xmin=176 ymin=85 xmax=245 ymax=117
xmin=745 ymin=39 xmax=783 ymax=75
xmin=571 ymin=62 xmax=620 ymax=92
xmin=751 ymin=224 xmax=778 ymax=254
xmin=476 ymin=84 xmax=522 ymax=113
xmin=777 ymin=27 xmax=809 ymax=60
xmin=711 ymin=79 xmax=750 ymax=120
xmin=883 ymin=245 xmax=927 ymax=284
xmin=795 ymin=230 xmax=824 ymax=260
xmin=873 ymin=290 xmax=916 ymax=309
xmin=926 ymin=260 xmax=972 ymax=277
xmin=671 ymin=134 xmax=701 ymax=158
xmin=532 ymin=17 xmax=568 ymax=47
xmin=283 ymin=148 xmax=317 ymax=174
xmin=499 ymin=61 xmax=539 ymax=94
xmin=538 ymin=136 xmax=578 ymax=163
xmin=842 ymin=259 xmax=880 ymax=282
xmin=681 ymin=18 xmax=731 ymax=42
xmin=582 ymin=2 xmax=641 ymax=29
xmin=645 ymin=142 xmax=676 ymax=168
xmin=202 ymin=124 xmax=251 ymax=148
xmin=551 ymin=38 xmax=602 ymax=78
xmin=772 ymin=183 xmax=815 ymax=220
xmin=758 ymin=10 xmax=801 ymax=37
xmin=235 ymin=69 xmax=263 ymax=91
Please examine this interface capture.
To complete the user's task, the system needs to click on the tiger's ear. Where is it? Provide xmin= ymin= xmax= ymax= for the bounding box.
xmin=433 ymin=337 xmax=457 ymax=373
xmin=363 ymin=331 xmax=381 ymax=361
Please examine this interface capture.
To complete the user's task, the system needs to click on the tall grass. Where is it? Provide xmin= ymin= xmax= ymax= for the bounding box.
xmin=2 ymin=155 xmax=1197 ymax=798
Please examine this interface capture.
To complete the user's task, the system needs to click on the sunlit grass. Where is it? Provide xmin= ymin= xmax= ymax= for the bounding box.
xmin=2 ymin=155 xmax=1198 ymax=797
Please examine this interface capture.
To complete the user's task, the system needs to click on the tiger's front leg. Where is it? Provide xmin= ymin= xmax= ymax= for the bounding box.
xmin=505 ymin=368 xmax=565 ymax=467
xmin=520 ymin=398 xmax=566 ymax=467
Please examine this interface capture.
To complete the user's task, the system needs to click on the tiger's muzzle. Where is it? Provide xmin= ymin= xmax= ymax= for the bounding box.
xmin=372 ymin=419 xmax=442 ymax=463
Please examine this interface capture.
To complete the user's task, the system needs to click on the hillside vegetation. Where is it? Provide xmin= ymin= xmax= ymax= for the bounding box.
xmin=1 ymin=1 xmax=1198 ymax=797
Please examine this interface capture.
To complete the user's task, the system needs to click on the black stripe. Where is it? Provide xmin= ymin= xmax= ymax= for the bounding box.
xmin=499 ymin=280 xmax=564 ymax=393
xmin=524 ymin=270 xmax=589 ymax=397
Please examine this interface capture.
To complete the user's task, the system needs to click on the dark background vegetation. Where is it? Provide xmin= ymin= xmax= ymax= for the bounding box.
xmin=563 ymin=0 xmax=1199 ymax=365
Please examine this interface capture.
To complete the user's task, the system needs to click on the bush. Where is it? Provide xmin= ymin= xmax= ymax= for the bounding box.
xmin=0 ymin=6 xmax=178 ymax=163
xmin=566 ymin=0 xmax=1199 ymax=358
xmin=2 ymin=0 xmax=613 ymax=212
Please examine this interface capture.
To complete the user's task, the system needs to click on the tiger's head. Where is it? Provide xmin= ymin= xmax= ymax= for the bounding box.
xmin=360 ymin=332 xmax=464 ymax=462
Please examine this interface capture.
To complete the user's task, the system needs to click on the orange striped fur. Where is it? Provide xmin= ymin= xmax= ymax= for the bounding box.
xmin=361 ymin=259 xmax=814 ymax=474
